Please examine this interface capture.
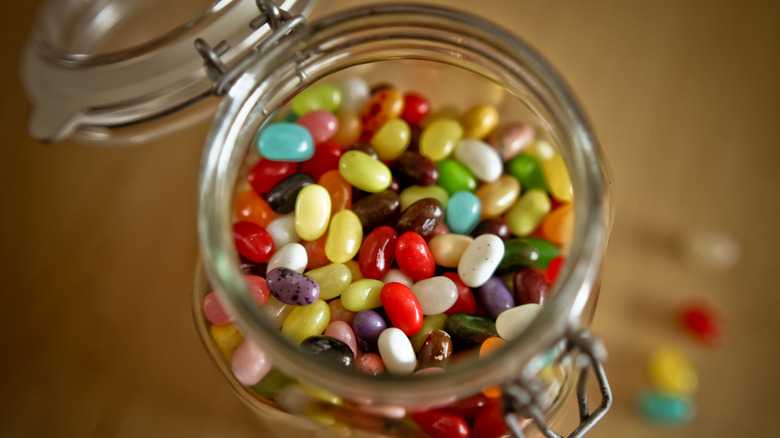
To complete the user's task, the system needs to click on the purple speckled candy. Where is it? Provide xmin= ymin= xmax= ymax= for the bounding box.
xmin=266 ymin=267 xmax=320 ymax=306
xmin=476 ymin=276 xmax=516 ymax=319
xmin=353 ymin=309 xmax=387 ymax=353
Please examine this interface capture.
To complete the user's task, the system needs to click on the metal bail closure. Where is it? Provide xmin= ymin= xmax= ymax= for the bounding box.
xmin=502 ymin=330 xmax=612 ymax=438
xmin=195 ymin=0 xmax=306 ymax=96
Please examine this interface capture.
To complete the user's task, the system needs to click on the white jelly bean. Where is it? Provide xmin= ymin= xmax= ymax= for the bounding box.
xmin=453 ymin=138 xmax=503 ymax=182
xmin=381 ymin=268 xmax=414 ymax=288
xmin=378 ymin=327 xmax=417 ymax=375
xmin=458 ymin=234 xmax=505 ymax=287
xmin=411 ymin=276 xmax=458 ymax=315
xmin=231 ymin=339 xmax=272 ymax=386
xmin=260 ymin=296 xmax=294 ymax=329
xmin=339 ymin=76 xmax=371 ymax=113
xmin=267 ymin=243 xmax=308 ymax=273
xmin=496 ymin=303 xmax=542 ymax=339
xmin=266 ymin=214 xmax=300 ymax=248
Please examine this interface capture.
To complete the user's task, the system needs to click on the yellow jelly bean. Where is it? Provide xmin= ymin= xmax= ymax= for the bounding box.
xmin=420 ymin=105 xmax=460 ymax=128
xmin=281 ymin=299 xmax=330 ymax=344
xmin=526 ymin=139 xmax=573 ymax=202
xmin=419 ymin=118 xmax=463 ymax=162
xmin=300 ymin=381 xmax=343 ymax=406
xmin=295 ymin=184 xmax=331 ymax=241
xmin=475 ymin=174 xmax=521 ymax=218
xmin=332 ymin=111 xmax=362 ymax=148
xmin=505 ymin=188 xmax=551 ymax=236
xmin=344 ymin=259 xmax=364 ymax=282
xmin=306 ymin=263 xmax=352 ymax=300
xmin=370 ymin=118 xmax=411 ymax=160
xmin=341 ymin=279 xmax=384 ymax=312
xmin=305 ymin=406 xmax=336 ymax=426
xmin=428 ymin=234 xmax=473 ymax=268
xmin=338 ymin=150 xmax=392 ymax=193
xmin=460 ymin=104 xmax=499 ymax=139
xmin=260 ymin=296 xmax=295 ymax=328
xmin=410 ymin=313 xmax=448 ymax=352
xmin=399 ymin=185 xmax=450 ymax=210
xmin=325 ymin=210 xmax=363 ymax=263
xmin=210 ymin=323 xmax=244 ymax=361
xmin=648 ymin=346 xmax=698 ymax=396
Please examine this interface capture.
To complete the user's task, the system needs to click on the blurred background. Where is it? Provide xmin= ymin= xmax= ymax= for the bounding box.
xmin=2 ymin=0 xmax=779 ymax=436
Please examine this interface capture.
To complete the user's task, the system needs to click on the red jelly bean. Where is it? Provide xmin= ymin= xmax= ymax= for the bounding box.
xmin=302 ymin=232 xmax=329 ymax=270
xmin=359 ymin=226 xmax=398 ymax=279
xmin=472 ymin=398 xmax=508 ymax=438
xmin=546 ymin=255 xmax=565 ymax=284
xmin=401 ymin=93 xmax=431 ymax=126
xmin=443 ymin=272 xmax=477 ymax=315
xmin=380 ymin=282 xmax=423 ymax=336
xmin=440 ymin=394 xmax=489 ymax=419
xmin=246 ymin=159 xmax=299 ymax=195
xmin=233 ymin=221 xmax=275 ymax=263
xmin=203 ymin=291 xmax=231 ymax=325
xmin=245 ymin=274 xmax=270 ymax=307
xmin=680 ymin=302 xmax=725 ymax=346
xmin=412 ymin=411 xmax=471 ymax=438
xmin=395 ymin=232 xmax=435 ymax=281
xmin=300 ymin=141 xmax=343 ymax=181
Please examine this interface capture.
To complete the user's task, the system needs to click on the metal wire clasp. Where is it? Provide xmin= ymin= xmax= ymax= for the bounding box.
xmin=195 ymin=0 xmax=306 ymax=96
xmin=502 ymin=330 xmax=612 ymax=438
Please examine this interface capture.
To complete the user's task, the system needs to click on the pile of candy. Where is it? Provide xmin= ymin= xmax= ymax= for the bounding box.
xmin=202 ymin=75 xmax=576 ymax=437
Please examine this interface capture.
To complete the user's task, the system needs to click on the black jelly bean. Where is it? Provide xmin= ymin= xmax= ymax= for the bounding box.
xmin=265 ymin=172 xmax=314 ymax=214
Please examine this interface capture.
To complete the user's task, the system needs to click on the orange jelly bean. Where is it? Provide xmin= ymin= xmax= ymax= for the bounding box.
xmin=361 ymin=88 xmax=405 ymax=135
xmin=318 ymin=169 xmax=352 ymax=215
xmin=479 ymin=337 xmax=507 ymax=397
xmin=234 ymin=188 xmax=279 ymax=227
xmin=332 ymin=111 xmax=362 ymax=148
xmin=303 ymin=232 xmax=330 ymax=270
xmin=540 ymin=203 xmax=574 ymax=246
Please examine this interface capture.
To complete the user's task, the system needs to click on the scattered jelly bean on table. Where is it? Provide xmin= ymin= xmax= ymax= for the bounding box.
xmin=680 ymin=302 xmax=725 ymax=346
xmin=636 ymin=390 xmax=695 ymax=424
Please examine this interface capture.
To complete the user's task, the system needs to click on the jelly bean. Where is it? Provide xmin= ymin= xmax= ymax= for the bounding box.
xmin=647 ymin=346 xmax=698 ymax=396
xmin=471 ymin=218 xmax=511 ymax=240
xmin=355 ymin=352 xmax=385 ymax=375
xmin=233 ymin=221 xmax=275 ymax=263
xmin=680 ymin=302 xmax=725 ymax=346
xmin=353 ymin=309 xmax=388 ymax=352
xmin=526 ymin=139 xmax=573 ymax=202
xmin=396 ymin=198 xmax=444 ymax=237
xmin=381 ymin=268 xmax=414 ymax=289
xmin=487 ymin=122 xmax=535 ymax=161
xmin=358 ymin=226 xmax=398 ymax=279
xmin=475 ymin=175 xmax=520 ymax=219
xmin=300 ymin=335 xmax=354 ymax=368
xmin=454 ymin=138 xmax=503 ymax=183
xmin=395 ymin=232 xmax=436 ymax=281
xmin=325 ymin=209 xmax=363 ymax=263
xmin=370 ymin=118 xmax=411 ymax=160
xmin=294 ymin=184 xmax=331 ymax=241
xmin=344 ymin=259 xmax=364 ymax=281
xmin=477 ymin=277 xmax=516 ymax=319
xmin=412 ymin=411 xmax=470 ymax=438
xmin=266 ymin=214 xmax=300 ymax=249
xmin=380 ymin=282 xmax=423 ymax=336
xmin=266 ymin=267 xmax=320 ymax=306
xmin=292 ymin=83 xmax=342 ymax=115
xmin=317 ymin=169 xmax=352 ymax=214
xmin=245 ymin=274 xmax=270 ymax=308
xmin=257 ymin=123 xmax=315 ymax=162
xmin=417 ymin=330 xmax=454 ymax=369
xmin=261 ymin=296 xmax=295 ymax=328
xmin=496 ymin=239 xmax=540 ymax=275
xmin=505 ymin=188 xmax=551 ymax=237
xmin=545 ymin=255 xmax=564 ymax=284
xmin=210 ymin=323 xmax=244 ymax=360
xmin=232 ymin=339 xmax=272 ymax=386
xmin=266 ymin=173 xmax=315 ymax=214
xmin=442 ymin=272 xmax=477 ymax=316
xmin=522 ymin=237 xmax=560 ymax=268
xmin=458 ymin=234 xmax=505 ymax=287
xmin=267 ymin=242 xmax=308 ymax=274
xmin=472 ymin=398 xmax=509 ymax=438
xmin=412 ymin=276 xmax=459 ymax=315
xmin=495 ymin=303 xmax=542 ymax=339
xmin=351 ymin=191 xmax=402 ymax=231
xmin=234 ymin=188 xmax=279 ymax=227
xmin=436 ymin=159 xmax=477 ymax=195
xmin=421 ymin=105 xmax=460 ymax=127
xmin=341 ymin=279 xmax=385 ymax=312
xmin=247 ymin=159 xmax=300 ymax=195
xmin=440 ymin=394 xmax=489 ymax=419
xmin=391 ymin=151 xmax=439 ymax=187
xmin=281 ymin=299 xmax=330 ymax=344
xmin=460 ymin=104 xmax=499 ymax=140
xmin=296 ymin=110 xmax=339 ymax=145
xmin=275 ymin=384 xmax=317 ymax=415
xmin=514 ymin=267 xmax=550 ymax=305
xmin=479 ymin=337 xmax=507 ymax=397
xmin=300 ymin=141 xmax=343 ymax=181
xmin=203 ymin=291 xmax=232 ymax=325
xmin=540 ymin=203 xmax=573 ymax=246
xmin=251 ymin=367 xmax=295 ymax=398
xmin=377 ymin=327 xmax=417 ymax=375
xmin=332 ymin=111 xmax=362 ymax=148
xmin=338 ymin=76 xmax=371 ymax=113
xmin=347 ymin=141 xmax=379 ymax=159
xmin=324 ymin=321 xmax=358 ymax=358
xmin=302 ymin=232 xmax=329 ymax=270
xmin=410 ymin=313 xmax=449 ymax=352
xmin=444 ymin=313 xmax=498 ymax=350
xmin=636 ymin=390 xmax=694 ymax=424
xmin=361 ymin=88 xmax=405 ymax=135
xmin=507 ymin=154 xmax=547 ymax=191
xmin=419 ymin=118 xmax=463 ymax=161
xmin=399 ymin=185 xmax=449 ymax=210
xmin=239 ymin=258 xmax=268 ymax=276
xmin=338 ymin=150 xmax=393 ymax=193
xmin=428 ymin=234 xmax=473 ymax=268
xmin=401 ymin=93 xmax=431 ymax=126
xmin=328 ymin=298 xmax=356 ymax=325
xmin=306 ymin=262 xmax=352 ymax=300
xmin=446 ymin=191 xmax=482 ymax=235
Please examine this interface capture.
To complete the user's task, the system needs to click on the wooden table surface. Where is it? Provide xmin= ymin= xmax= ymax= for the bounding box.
xmin=2 ymin=0 xmax=779 ymax=437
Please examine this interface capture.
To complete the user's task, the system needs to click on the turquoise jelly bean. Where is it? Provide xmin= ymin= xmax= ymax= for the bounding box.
xmin=636 ymin=390 xmax=695 ymax=424
xmin=257 ymin=123 xmax=314 ymax=162
xmin=436 ymin=159 xmax=477 ymax=195
xmin=446 ymin=191 xmax=482 ymax=235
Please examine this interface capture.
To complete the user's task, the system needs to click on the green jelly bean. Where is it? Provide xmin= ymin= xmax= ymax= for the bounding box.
xmin=436 ymin=159 xmax=477 ymax=195
xmin=306 ymin=263 xmax=352 ymax=300
xmin=496 ymin=239 xmax=540 ymax=275
xmin=505 ymin=188 xmax=551 ymax=237
xmin=339 ymin=150 xmax=393 ymax=193
xmin=522 ymin=237 xmax=560 ymax=268
xmin=291 ymin=84 xmax=342 ymax=116
xmin=443 ymin=313 xmax=498 ymax=350
xmin=410 ymin=313 xmax=448 ymax=352
xmin=341 ymin=279 xmax=385 ymax=312
xmin=507 ymin=154 xmax=547 ymax=192
xmin=636 ymin=390 xmax=695 ymax=424
xmin=399 ymin=185 xmax=450 ymax=210
xmin=251 ymin=367 xmax=295 ymax=398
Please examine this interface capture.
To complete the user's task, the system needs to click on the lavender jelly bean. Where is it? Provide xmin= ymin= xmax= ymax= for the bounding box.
xmin=352 ymin=309 xmax=388 ymax=353
xmin=476 ymin=276 xmax=516 ymax=319
xmin=266 ymin=267 xmax=320 ymax=306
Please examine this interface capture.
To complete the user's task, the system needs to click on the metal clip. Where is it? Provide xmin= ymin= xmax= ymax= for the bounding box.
xmin=502 ymin=330 xmax=612 ymax=438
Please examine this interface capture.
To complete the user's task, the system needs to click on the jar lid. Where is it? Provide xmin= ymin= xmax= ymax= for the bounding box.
xmin=20 ymin=0 xmax=322 ymax=144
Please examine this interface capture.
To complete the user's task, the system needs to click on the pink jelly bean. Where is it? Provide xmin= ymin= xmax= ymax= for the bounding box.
xmin=296 ymin=109 xmax=339 ymax=145
xmin=324 ymin=320 xmax=358 ymax=358
xmin=203 ymin=291 xmax=231 ymax=325
xmin=355 ymin=352 xmax=385 ymax=375
xmin=231 ymin=339 xmax=272 ymax=386
xmin=245 ymin=274 xmax=270 ymax=306
xmin=329 ymin=298 xmax=357 ymax=325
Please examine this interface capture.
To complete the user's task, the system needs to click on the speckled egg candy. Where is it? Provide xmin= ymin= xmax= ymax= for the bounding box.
xmin=487 ymin=122 xmax=535 ymax=161
xmin=458 ymin=233 xmax=505 ymax=287
xmin=266 ymin=267 xmax=320 ymax=306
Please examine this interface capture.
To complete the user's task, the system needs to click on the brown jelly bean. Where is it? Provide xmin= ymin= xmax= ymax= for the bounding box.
xmin=471 ymin=218 xmax=511 ymax=240
xmin=513 ymin=267 xmax=550 ymax=305
xmin=352 ymin=190 xmax=402 ymax=230
xmin=348 ymin=141 xmax=380 ymax=160
xmin=391 ymin=151 xmax=439 ymax=187
xmin=265 ymin=172 xmax=314 ymax=214
xmin=417 ymin=330 xmax=453 ymax=369
xmin=396 ymin=198 xmax=444 ymax=237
